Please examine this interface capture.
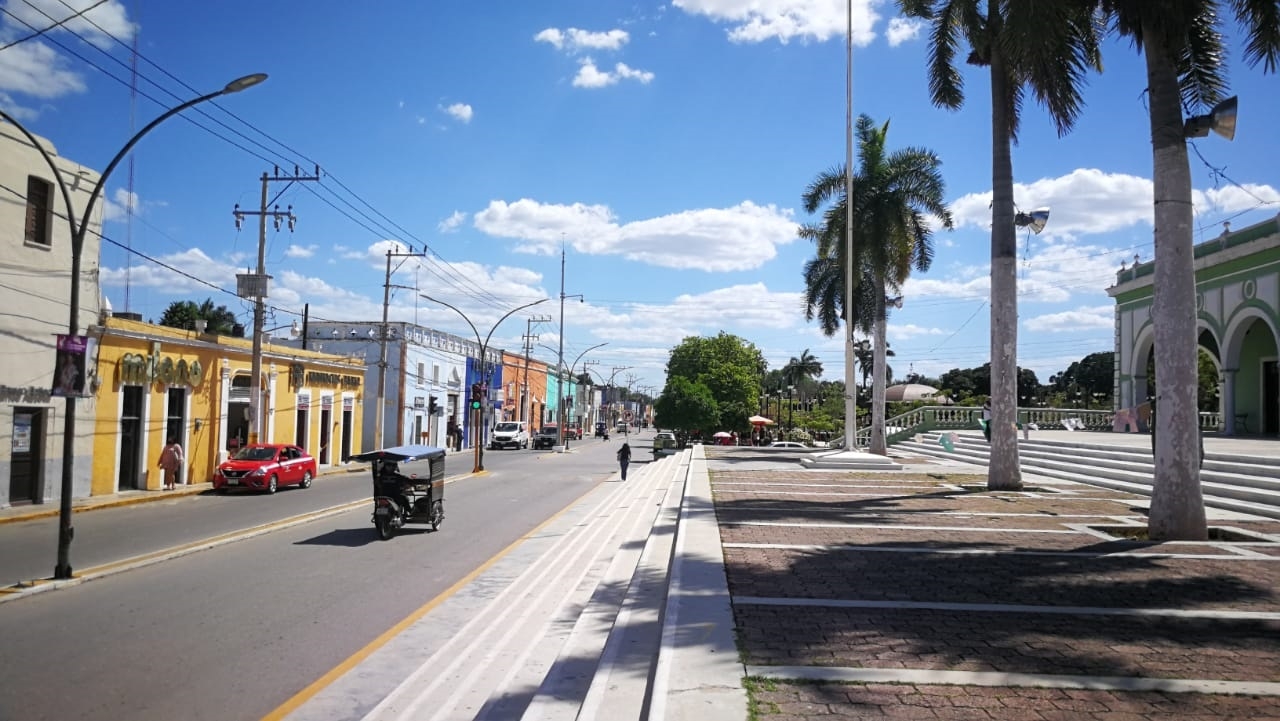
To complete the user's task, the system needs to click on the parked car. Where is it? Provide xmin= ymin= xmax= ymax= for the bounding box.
xmin=563 ymin=424 xmax=581 ymax=440
xmin=653 ymin=431 xmax=679 ymax=457
xmin=213 ymin=443 xmax=317 ymax=494
xmin=490 ymin=421 xmax=529 ymax=450
xmin=532 ymin=425 xmax=559 ymax=450
xmin=768 ymin=441 xmax=808 ymax=449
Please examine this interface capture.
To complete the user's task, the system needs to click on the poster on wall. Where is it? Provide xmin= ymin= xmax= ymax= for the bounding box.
xmin=12 ymin=413 xmax=32 ymax=453
xmin=51 ymin=334 xmax=94 ymax=398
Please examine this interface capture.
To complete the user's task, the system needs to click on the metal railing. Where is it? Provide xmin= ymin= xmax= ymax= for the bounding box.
xmin=852 ymin=406 xmax=1224 ymax=448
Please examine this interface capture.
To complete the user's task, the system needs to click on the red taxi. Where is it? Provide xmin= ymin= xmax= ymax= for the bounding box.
xmin=213 ymin=443 xmax=317 ymax=494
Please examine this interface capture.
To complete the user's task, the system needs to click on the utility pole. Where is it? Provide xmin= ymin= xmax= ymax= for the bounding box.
xmin=555 ymin=239 xmax=584 ymax=448
xmin=234 ymin=165 xmax=319 ymax=445
xmin=521 ymin=315 xmax=551 ymax=423
xmin=377 ymin=248 xmax=428 ymax=450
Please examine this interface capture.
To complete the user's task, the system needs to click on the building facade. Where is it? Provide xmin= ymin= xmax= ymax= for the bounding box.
xmin=90 ymin=316 xmax=365 ymax=493
xmin=1109 ymin=215 xmax=1280 ymax=436
xmin=0 ymin=125 xmax=103 ymax=507
xmin=296 ymin=321 xmax=502 ymax=453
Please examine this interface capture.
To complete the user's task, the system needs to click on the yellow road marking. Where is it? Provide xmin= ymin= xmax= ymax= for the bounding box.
xmin=259 ymin=483 xmax=595 ymax=721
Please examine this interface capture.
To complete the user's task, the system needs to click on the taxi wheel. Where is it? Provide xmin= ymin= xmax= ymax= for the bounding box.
xmin=266 ymin=475 xmax=278 ymax=494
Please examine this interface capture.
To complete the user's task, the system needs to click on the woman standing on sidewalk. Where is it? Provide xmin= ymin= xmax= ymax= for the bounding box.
xmin=158 ymin=436 xmax=184 ymax=490
xmin=616 ymin=442 xmax=631 ymax=481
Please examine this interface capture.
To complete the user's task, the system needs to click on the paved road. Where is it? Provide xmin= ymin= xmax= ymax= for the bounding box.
xmin=0 ymin=434 xmax=645 ymax=721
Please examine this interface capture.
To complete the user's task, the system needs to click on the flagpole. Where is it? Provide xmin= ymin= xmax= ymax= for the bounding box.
xmin=842 ymin=0 xmax=857 ymax=452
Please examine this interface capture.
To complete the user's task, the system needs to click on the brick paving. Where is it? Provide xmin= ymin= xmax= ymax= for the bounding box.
xmin=750 ymin=682 xmax=1280 ymax=720
xmin=711 ymin=465 xmax=1280 ymax=720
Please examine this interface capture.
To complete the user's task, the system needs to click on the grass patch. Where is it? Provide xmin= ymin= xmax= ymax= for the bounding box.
xmin=743 ymin=677 xmax=781 ymax=719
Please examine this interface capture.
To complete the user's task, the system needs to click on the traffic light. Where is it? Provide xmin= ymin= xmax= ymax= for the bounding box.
xmin=470 ymin=383 xmax=482 ymax=409
xmin=428 ymin=396 xmax=438 ymax=416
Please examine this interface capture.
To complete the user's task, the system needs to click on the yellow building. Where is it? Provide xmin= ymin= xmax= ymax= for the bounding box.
xmin=91 ymin=316 xmax=365 ymax=493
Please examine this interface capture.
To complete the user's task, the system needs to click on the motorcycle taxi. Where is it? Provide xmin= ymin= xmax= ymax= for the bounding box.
xmin=349 ymin=444 xmax=446 ymax=540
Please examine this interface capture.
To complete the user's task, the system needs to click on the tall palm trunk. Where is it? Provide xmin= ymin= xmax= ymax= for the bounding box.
xmin=870 ymin=287 xmax=888 ymax=455
xmin=987 ymin=38 xmax=1022 ymax=491
xmin=1144 ymin=20 xmax=1207 ymax=541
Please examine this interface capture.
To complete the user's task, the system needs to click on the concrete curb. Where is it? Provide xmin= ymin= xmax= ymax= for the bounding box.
xmin=649 ymin=444 xmax=749 ymax=721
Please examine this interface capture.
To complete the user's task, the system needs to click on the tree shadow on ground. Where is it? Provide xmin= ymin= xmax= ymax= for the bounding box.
xmin=712 ymin=478 xmax=1280 ymax=682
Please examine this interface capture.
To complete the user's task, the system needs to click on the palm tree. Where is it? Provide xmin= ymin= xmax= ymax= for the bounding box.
xmin=855 ymin=341 xmax=895 ymax=390
xmin=1094 ymin=1 xmax=1279 ymax=540
xmin=802 ymin=115 xmax=952 ymax=454
xmin=784 ymin=349 xmax=824 ymax=387
xmin=898 ymin=0 xmax=1101 ymax=487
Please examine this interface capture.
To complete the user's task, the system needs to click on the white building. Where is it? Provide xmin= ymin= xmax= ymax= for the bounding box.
xmin=0 ymin=123 xmax=104 ymax=507
xmin=290 ymin=321 xmax=487 ymax=453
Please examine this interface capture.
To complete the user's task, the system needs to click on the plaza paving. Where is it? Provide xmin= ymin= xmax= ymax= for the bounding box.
xmin=703 ymin=447 xmax=1280 ymax=720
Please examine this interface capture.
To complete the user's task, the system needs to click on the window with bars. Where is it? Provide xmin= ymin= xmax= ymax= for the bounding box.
xmin=25 ymin=175 xmax=52 ymax=246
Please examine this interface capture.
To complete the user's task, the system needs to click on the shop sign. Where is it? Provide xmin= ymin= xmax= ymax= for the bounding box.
xmin=303 ymin=370 xmax=362 ymax=389
xmin=119 ymin=351 xmax=204 ymax=387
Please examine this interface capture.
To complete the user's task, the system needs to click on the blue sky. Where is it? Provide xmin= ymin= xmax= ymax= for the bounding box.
xmin=5 ymin=0 xmax=1279 ymax=395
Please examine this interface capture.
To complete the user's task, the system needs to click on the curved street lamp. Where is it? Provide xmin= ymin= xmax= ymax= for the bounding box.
xmin=421 ymin=294 xmax=549 ymax=472
xmin=1 ymin=72 xmax=268 ymax=580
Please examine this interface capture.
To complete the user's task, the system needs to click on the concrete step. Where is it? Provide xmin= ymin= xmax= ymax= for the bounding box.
xmin=905 ymin=434 xmax=1280 ymax=521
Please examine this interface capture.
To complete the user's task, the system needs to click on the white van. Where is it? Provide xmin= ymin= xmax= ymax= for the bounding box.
xmin=489 ymin=421 xmax=529 ymax=450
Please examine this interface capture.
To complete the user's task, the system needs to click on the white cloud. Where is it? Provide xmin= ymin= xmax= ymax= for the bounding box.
xmin=673 ymin=0 xmax=880 ymax=45
xmin=443 ymin=102 xmax=472 ymax=123
xmin=572 ymin=58 xmax=655 ymax=88
xmin=473 ymin=198 xmax=799 ymax=271
xmin=950 ymin=168 xmax=1155 ymax=235
xmin=535 ymin=27 xmax=630 ymax=52
xmin=102 ymin=188 xmax=139 ymax=223
xmin=885 ymin=17 xmax=922 ymax=46
xmin=284 ymin=244 xmax=318 ymax=259
xmin=438 ymin=211 xmax=467 ymax=233
xmin=948 ymin=167 xmax=1280 ymax=238
xmin=889 ymin=324 xmax=946 ymax=340
xmin=1024 ymin=305 xmax=1115 ymax=333
xmin=4 ymin=0 xmax=136 ymax=49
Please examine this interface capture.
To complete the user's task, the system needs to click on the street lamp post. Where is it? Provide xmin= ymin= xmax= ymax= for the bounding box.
xmin=421 ymin=294 xmax=549 ymax=472
xmin=563 ymin=342 xmax=606 ymax=449
xmin=1 ymin=72 xmax=268 ymax=580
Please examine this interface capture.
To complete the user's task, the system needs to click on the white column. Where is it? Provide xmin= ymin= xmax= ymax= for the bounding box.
xmin=1222 ymin=369 xmax=1237 ymax=435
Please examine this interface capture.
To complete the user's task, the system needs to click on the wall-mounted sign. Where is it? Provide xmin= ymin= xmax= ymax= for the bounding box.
xmin=12 ymin=413 xmax=32 ymax=453
xmin=119 ymin=351 xmax=203 ymax=387
xmin=303 ymin=370 xmax=362 ymax=389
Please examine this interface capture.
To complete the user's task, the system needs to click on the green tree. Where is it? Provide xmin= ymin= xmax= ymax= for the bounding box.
xmin=158 ymin=298 xmax=239 ymax=334
xmin=652 ymin=376 xmax=718 ymax=434
xmin=663 ymin=332 xmax=765 ymax=432
xmin=899 ymin=0 xmax=1101 ymax=488
xmin=1096 ymin=1 xmax=1279 ymax=540
xmin=801 ymin=115 xmax=952 ymax=454
xmin=783 ymin=349 xmax=824 ymax=388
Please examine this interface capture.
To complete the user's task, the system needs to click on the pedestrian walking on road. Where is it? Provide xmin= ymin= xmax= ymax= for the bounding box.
xmin=158 ymin=436 xmax=184 ymax=490
xmin=617 ymin=441 xmax=631 ymax=481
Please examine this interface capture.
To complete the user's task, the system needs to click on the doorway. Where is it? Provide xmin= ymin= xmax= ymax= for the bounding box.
xmin=340 ymin=401 xmax=353 ymax=461
xmin=9 ymin=408 xmax=43 ymax=504
xmin=296 ymin=394 xmax=310 ymax=450
xmin=228 ymin=374 xmax=250 ymax=452
xmin=118 ymin=387 xmax=143 ymax=490
xmin=1265 ymin=360 xmax=1278 ymax=436
xmin=318 ymin=405 xmax=332 ymax=464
